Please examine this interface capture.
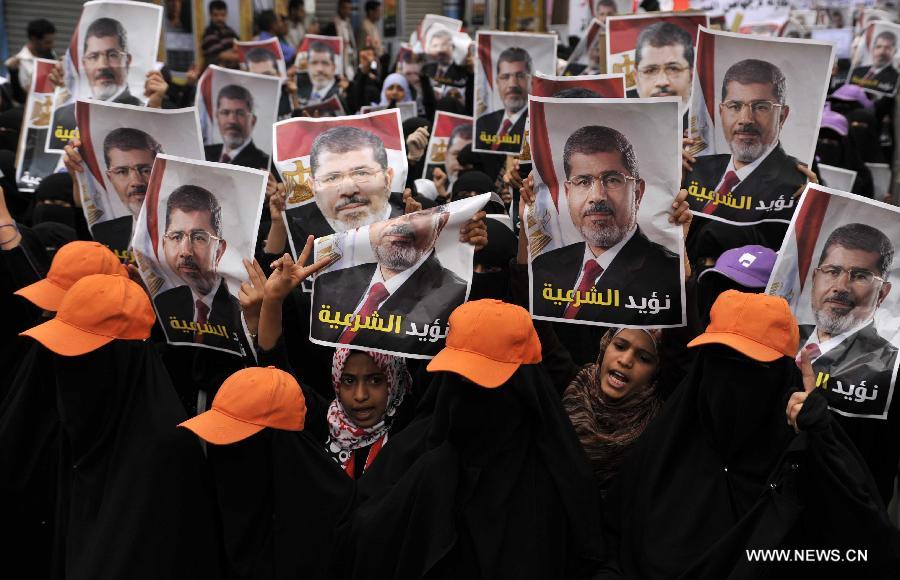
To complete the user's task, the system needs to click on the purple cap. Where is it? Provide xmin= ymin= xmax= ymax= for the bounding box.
xmin=697 ymin=245 xmax=777 ymax=288
xmin=829 ymin=84 xmax=875 ymax=111
xmin=820 ymin=109 xmax=848 ymax=136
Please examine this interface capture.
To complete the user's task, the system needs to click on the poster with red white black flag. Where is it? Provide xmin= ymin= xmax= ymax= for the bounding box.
xmin=526 ymin=96 xmax=685 ymax=328
xmin=234 ymin=38 xmax=287 ymax=78
xmin=15 ymin=58 xmax=61 ymax=192
xmin=605 ymin=12 xmax=707 ymax=96
xmin=685 ymin=27 xmax=833 ymax=226
xmin=273 ymin=109 xmax=408 ymax=258
xmin=473 ymin=31 xmax=557 ymax=155
xmin=767 ymin=183 xmax=900 ymax=420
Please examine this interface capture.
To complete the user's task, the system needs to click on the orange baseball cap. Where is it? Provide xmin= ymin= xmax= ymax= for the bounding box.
xmin=687 ymin=290 xmax=799 ymax=362
xmin=15 ymin=241 xmax=127 ymax=311
xmin=178 ymin=366 xmax=306 ymax=445
xmin=427 ymin=299 xmax=542 ymax=388
xmin=20 ymin=274 xmax=155 ymax=356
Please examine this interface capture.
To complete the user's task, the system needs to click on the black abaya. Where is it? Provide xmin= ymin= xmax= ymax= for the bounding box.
xmin=340 ymin=365 xmax=605 ymax=579
xmin=50 ymin=340 xmax=223 ymax=580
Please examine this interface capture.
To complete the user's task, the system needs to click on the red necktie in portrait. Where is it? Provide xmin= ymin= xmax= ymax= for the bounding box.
xmin=564 ymin=260 xmax=604 ymax=319
xmin=338 ymin=283 xmax=389 ymax=344
xmin=491 ymin=118 xmax=513 ymax=151
xmin=703 ymin=170 xmax=741 ymax=215
xmin=194 ymin=299 xmax=210 ymax=344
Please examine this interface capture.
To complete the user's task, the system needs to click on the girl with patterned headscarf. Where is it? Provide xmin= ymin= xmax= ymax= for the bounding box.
xmin=326 ymin=348 xmax=412 ymax=479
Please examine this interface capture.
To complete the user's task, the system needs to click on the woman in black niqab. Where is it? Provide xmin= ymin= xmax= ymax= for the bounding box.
xmin=51 ymin=340 xmax=222 ymax=579
xmin=603 ymin=344 xmax=900 ymax=577
xmin=340 ymin=364 xmax=605 ymax=580
xmin=206 ymin=428 xmax=355 ymax=580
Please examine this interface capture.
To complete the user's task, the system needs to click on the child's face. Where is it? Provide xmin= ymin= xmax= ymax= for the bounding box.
xmin=211 ymin=8 xmax=228 ymax=27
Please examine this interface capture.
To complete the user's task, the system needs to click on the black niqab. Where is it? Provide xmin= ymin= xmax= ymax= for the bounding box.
xmin=51 ymin=340 xmax=222 ymax=579
xmin=206 ymin=428 xmax=354 ymax=580
xmin=603 ymin=346 xmax=796 ymax=578
xmin=341 ymin=365 xmax=604 ymax=579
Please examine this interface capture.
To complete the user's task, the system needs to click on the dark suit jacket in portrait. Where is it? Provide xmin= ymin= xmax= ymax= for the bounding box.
xmin=531 ymin=227 xmax=682 ymax=326
xmin=683 ymin=143 xmax=805 ymax=224
xmin=49 ymin=88 xmax=142 ymax=150
xmin=297 ymin=75 xmax=343 ymax=104
xmin=204 ymin=140 xmax=270 ymax=170
xmin=311 ymin=251 xmax=468 ymax=356
xmin=422 ymin=62 xmax=468 ymax=88
xmin=90 ymin=215 xmax=134 ymax=262
xmin=849 ymin=64 xmax=900 ymax=95
xmin=154 ymin=277 xmax=246 ymax=354
xmin=799 ymin=323 xmax=898 ymax=419
xmin=799 ymin=322 xmax=900 ymax=501
xmin=474 ymin=107 xmax=527 ymax=154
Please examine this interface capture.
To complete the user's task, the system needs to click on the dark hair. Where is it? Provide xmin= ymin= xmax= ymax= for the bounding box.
xmin=288 ymin=0 xmax=304 ymax=11
xmin=595 ymin=0 xmax=617 ymax=11
xmin=217 ymin=84 xmax=254 ymax=112
xmin=552 ymin=87 xmax=601 ymax=98
xmin=308 ymin=40 xmax=336 ymax=59
xmin=166 ymin=185 xmax=223 ymax=237
xmin=635 ymin=22 xmax=694 ymax=68
xmin=310 ymin=126 xmax=388 ymax=175
xmin=245 ymin=46 xmax=277 ymax=65
xmin=721 ymin=59 xmax=786 ymax=104
xmin=497 ymin=46 xmax=532 ymax=74
xmin=27 ymin=19 xmax=56 ymax=40
xmin=874 ymin=30 xmax=897 ymax=48
xmin=257 ymin=9 xmax=278 ymax=33
xmin=365 ymin=1 xmax=381 ymax=13
xmin=83 ymin=17 xmax=127 ymax=53
xmin=103 ymin=128 xmax=161 ymax=167
xmin=209 ymin=0 xmax=227 ymax=13
xmin=819 ymin=223 xmax=894 ymax=277
xmin=447 ymin=123 xmax=473 ymax=148
xmin=563 ymin=125 xmax=639 ymax=179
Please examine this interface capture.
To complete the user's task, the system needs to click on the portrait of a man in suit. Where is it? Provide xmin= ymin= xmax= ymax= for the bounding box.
xmin=91 ymin=128 xmax=162 ymax=255
xmin=800 ymin=223 xmax=897 ymax=415
xmin=245 ymin=46 xmax=280 ymax=76
xmin=684 ymin=58 xmax=806 ymax=223
xmin=287 ymin=125 xmax=405 ymax=241
xmin=632 ymin=22 xmax=693 ymax=128
xmin=850 ymin=30 xmax=899 ymax=95
xmin=531 ymin=125 xmax=681 ymax=325
xmin=475 ymin=46 xmax=531 ymax=153
xmin=51 ymin=18 xmax=142 ymax=142
xmin=422 ymin=28 xmax=465 ymax=88
xmin=299 ymin=41 xmax=341 ymax=105
xmin=154 ymin=184 xmax=243 ymax=352
xmin=312 ymin=204 xmax=467 ymax=354
xmin=204 ymin=83 xmax=269 ymax=169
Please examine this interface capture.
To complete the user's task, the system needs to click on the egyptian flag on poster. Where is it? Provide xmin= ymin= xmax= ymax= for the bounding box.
xmin=273 ymin=110 xmax=408 ymax=255
xmin=520 ymin=72 xmax=626 ymax=163
xmin=766 ymin=184 xmax=831 ymax=309
xmin=422 ymin=111 xmax=472 ymax=179
xmin=606 ymin=13 xmax=708 ymax=93
xmin=563 ymin=18 xmax=604 ymax=76
xmin=235 ymin=38 xmax=287 ymax=77
xmin=687 ymin=26 xmax=717 ymax=160
xmin=295 ymin=34 xmax=343 ymax=73
xmin=532 ymin=71 xmax=626 ymax=98
xmin=15 ymin=58 xmax=61 ymax=192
